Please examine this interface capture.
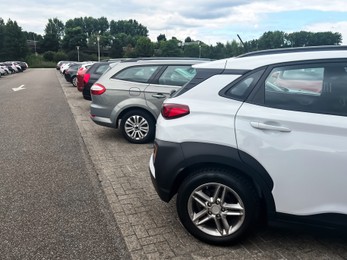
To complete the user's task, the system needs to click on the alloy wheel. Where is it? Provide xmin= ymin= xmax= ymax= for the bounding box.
xmin=187 ymin=182 xmax=245 ymax=237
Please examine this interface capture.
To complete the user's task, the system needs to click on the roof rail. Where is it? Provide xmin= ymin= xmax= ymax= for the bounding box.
xmin=119 ymin=57 xmax=212 ymax=63
xmin=237 ymin=45 xmax=347 ymax=58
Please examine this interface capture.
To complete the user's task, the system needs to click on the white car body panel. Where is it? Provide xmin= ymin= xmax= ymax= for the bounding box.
xmin=235 ymin=103 xmax=347 ymax=215
xmin=156 ymin=74 xmax=242 ymax=145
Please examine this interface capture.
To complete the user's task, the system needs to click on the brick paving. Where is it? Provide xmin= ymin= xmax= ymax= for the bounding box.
xmin=58 ymin=71 xmax=347 ymax=260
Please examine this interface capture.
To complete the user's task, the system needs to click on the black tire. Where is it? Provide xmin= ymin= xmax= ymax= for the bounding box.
xmin=176 ymin=168 xmax=259 ymax=245
xmin=71 ymin=76 xmax=77 ymax=87
xmin=120 ymin=109 xmax=155 ymax=144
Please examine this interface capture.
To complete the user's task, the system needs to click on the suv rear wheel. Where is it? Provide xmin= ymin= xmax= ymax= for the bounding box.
xmin=120 ymin=109 xmax=155 ymax=144
xmin=176 ymin=168 xmax=259 ymax=245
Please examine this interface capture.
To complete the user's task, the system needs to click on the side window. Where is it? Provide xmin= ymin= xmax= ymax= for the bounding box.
xmin=264 ymin=63 xmax=347 ymax=116
xmin=95 ymin=64 xmax=109 ymax=75
xmin=112 ymin=66 xmax=159 ymax=83
xmin=224 ymin=69 xmax=264 ymax=100
xmin=158 ymin=66 xmax=196 ymax=86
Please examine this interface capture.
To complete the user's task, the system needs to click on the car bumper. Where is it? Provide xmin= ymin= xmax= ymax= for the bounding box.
xmin=90 ymin=115 xmax=114 ymax=127
xmin=148 ymin=139 xmax=186 ymax=202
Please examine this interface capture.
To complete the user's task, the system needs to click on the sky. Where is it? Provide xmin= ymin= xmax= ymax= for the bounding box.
xmin=2 ymin=0 xmax=347 ymax=45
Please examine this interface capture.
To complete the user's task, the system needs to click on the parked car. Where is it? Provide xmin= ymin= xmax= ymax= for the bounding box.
xmin=64 ymin=63 xmax=81 ymax=86
xmin=90 ymin=58 xmax=207 ymax=143
xmin=149 ymin=46 xmax=347 ymax=245
xmin=0 ymin=63 xmax=10 ymax=75
xmin=64 ymin=62 xmax=92 ymax=87
xmin=57 ymin=60 xmax=73 ymax=71
xmin=60 ymin=62 xmax=75 ymax=74
xmin=80 ymin=61 xmax=116 ymax=99
xmin=5 ymin=62 xmax=21 ymax=73
xmin=0 ymin=65 xmax=8 ymax=76
xmin=12 ymin=61 xmax=28 ymax=71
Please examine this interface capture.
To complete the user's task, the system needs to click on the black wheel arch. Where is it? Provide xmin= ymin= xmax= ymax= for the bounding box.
xmin=155 ymin=141 xmax=276 ymax=219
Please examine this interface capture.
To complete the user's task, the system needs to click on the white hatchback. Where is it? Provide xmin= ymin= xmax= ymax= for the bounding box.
xmin=149 ymin=46 xmax=347 ymax=245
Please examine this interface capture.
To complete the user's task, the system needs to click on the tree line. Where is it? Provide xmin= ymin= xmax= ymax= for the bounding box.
xmin=0 ymin=16 xmax=343 ymax=63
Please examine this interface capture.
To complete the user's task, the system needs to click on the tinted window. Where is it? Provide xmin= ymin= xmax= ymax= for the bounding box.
xmin=95 ymin=64 xmax=110 ymax=75
xmin=264 ymin=63 xmax=347 ymax=116
xmin=224 ymin=69 xmax=264 ymax=100
xmin=113 ymin=66 xmax=160 ymax=83
xmin=158 ymin=66 xmax=196 ymax=86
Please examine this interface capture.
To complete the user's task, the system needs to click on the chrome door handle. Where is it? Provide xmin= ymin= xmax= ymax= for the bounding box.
xmin=152 ymin=93 xmax=166 ymax=99
xmin=250 ymin=122 xmax=291 ymax=132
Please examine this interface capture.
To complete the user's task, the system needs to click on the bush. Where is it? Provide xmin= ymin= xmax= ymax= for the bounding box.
xmin=54 ymin=51 xmax=68 ymax=63
xmin=26 ymin=54 xmax=56 ymax=68
xmin=67 ymin=50 xmax=97 ymax=62
xmin=43 ymin=51 xmax=55 ymax=61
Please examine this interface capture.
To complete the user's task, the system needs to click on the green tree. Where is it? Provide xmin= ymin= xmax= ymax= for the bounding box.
xmin=97 ymin=17 xmax=109 ymax=34
xmin=62 ymin=26 xmax=87 ymax=51
xmin=0 ymin=19 xmax=28 ymax=60
xmin=258 ymin=31 xmax=286 ymax=50
xmin=45 ymin=18 xmax=64 ymax=39
xmin=109 ymin=37 xmax=123 ymax=58
xmin=243 ymin=39 xmax=259 ymax=53
xmin=183 ymin=44 xmax=199 ymax=57
xmin=135 ymin=36 xmax=154 ymax=57
xmin=110 ymin=19 xmax=148 ymax=37
xmin=209 ymin=42 xmax=226 ymax=59
xmin=157 ymin=39 xmax=182 ymax=57
xmin=83 ymin=16 xmax=96 ymax=37
xmin=123 ymin=44 xmax=137 ymax=58
xmin=286 ymin=31 xmax=342 ymax=47
xmin=0 ymin=18 xmax=5 ymax=56
xmin=225 ymin=40 xmax=242 ymax=57
xmin=157 ymin=34 xmax=166 ymax=42
xmin=184 ymin=36 xmax=192 ymax=43
xmin=41 ymin=33 xmax=60 ymax=52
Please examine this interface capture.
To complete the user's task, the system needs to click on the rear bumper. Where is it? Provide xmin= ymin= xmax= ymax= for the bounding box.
xmin=148 ymin=139 xmax=186 ymax=202
xmin=90 ymin=115 xmax=114 ymax=127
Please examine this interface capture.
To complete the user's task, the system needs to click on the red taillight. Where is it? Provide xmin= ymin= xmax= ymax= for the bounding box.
xmin=91 ymin=83 xmax=106 ymax=95
xmin=84 ymin=73 xmax=90 ymax=84
xmin=161 ymin=103 xmax=190 ymax=119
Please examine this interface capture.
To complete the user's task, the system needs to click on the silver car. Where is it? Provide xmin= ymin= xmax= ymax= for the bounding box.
xmin=90 ymin=58 xmax=206 ymax=144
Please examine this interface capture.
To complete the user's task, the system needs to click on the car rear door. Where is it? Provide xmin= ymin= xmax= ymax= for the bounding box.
xmin=235 ymin=61 xmax=347 ymax=216
xmin=144 ymin=65 xmax=197 ymax=117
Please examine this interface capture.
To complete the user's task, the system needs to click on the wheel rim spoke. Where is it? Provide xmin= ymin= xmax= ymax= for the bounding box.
xmin=192 ymin=209 xmax=208 ymax=223
xmin=188 ymin=182 xmax=245 ymax=237
xmin=221 ymin=214 xmax=231 ymax=234
xmin=194 ymin=190 xmax=212 ymax=204
xmin=223 ymin=202 xmax=244 ymax=215
xmin=213 ymin=185 xmax=221 ymax=202
xmin=214 ymin=217 xmax=224 ymax=235
xmin=196 ymin=214 xmax=212 ymax=225
xmin=125 ymin=115 xmax=149 ymax=140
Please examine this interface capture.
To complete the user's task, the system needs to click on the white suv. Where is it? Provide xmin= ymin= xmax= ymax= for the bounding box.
xmin=149 ymin=46 xmax=347 ymax=245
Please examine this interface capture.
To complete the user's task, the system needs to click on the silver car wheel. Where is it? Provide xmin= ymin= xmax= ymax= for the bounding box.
xmin=124 ymin=115 xmax=149 ymax=141
xmin=187 ymin=182 xmax=245 ymax=237
xmin=72 ymin=77 xmax=78 ymax=87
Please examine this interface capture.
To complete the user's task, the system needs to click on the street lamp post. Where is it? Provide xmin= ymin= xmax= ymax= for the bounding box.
xmin=76 ymin=46 xmax=80 ymax=62
xmin=97 ymin=36 xmax=100 ymax=62
xmin=33 ymin=35 xmax=38 ymax=56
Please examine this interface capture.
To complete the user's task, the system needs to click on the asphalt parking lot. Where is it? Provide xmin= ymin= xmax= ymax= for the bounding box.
xmin=57 ymin=70 xmax=347 ymax=260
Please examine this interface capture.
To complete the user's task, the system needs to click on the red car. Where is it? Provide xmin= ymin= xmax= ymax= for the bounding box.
xmin=77 ymin=63 xmax=93 ymax=91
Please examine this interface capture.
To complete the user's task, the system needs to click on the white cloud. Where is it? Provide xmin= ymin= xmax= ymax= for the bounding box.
xmin=2 ymin=0 xmax=347 ymax=45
